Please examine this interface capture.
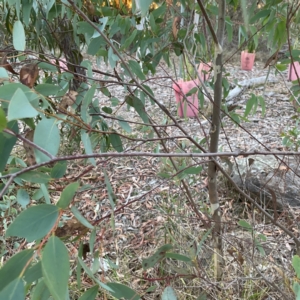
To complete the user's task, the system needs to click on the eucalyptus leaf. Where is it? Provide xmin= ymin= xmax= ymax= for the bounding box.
xmin=31 ymin=279 xmax=51 ymax=300
xmin=78 ymin=285 xmax=98 ymax=300
xmin=0 ymin=249 xmax=34 ymax=292
xmin=71 ymin=206 xmax=94 ymax=229
xmin=7 ymin=88 xmax=38 ymax=121
xmin=81 ymin=130 xmax=96 ymax=166
xmin=0 ymin=120 xmax=18 ymax=172
xmin=109 ymin=133 xmax=123 ymax=152
xmin=0 ymin=107 xmax=7 ymax=132
xmin=128 ymin=60 xmax=146 ymax=80
xmin=42 ymin=236 xmax=70 ymax=300
xmin=34 ymin=118 xmax=60 ymax=163
xmin=57 ymin=182 xmax=79 ymax=209
xmin=161 ymin=286 xmax=177 ymax=300
xmin=106 ymin=282 xmax=141 ymax=300
xmin=24 ymin=261 xmax=43 ymax=284
xmin=0 ymin=278 xmax=25 ymax=300
xmin=51 ymin=161 xmax=67 ymax=179
xmin=142 ymin=244 xmax=173 ymax=269
xmin=139 ymin=0 xmax=152 ymax=17
xmin=6 ymin=204 xmax=59 ymax=242
xmin=0 ymin=67 xmax=9 ymax=78
xmin=35 ymin=84 xmax=60 ymax=96
xmin=16 ymin=188 xmax=30 ymax=208
xmin=13 ymin=20 xmax=26 ymax=51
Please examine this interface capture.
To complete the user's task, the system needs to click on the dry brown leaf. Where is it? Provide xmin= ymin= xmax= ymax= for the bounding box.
xmin=0 ymin=54 xmax=18 ymax=75
xmin=279 ymin=165 xmax=288 ymax=171
xmin=263 ymin=49 xmax=279 ymax=68
xmin=55 ymin=218 xmax=88 ymax=238
xmin=59 ymin=90 xmax=78 ymax=112
xmin=237 ymin=252 xmax=244 ymax=265
xmin=20 ymin=63 xmax=39 ymax=88
xmin=86 ymin=0 xmax=95 ymax=15
xmin=172 ymin=16 xmax=181 ymax=40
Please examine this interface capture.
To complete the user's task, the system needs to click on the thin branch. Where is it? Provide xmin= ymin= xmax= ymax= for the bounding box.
xmin=195 ymin=0 xmax=219 ymax=46
xmin=0 ymin=150 xmax=300 ymax=180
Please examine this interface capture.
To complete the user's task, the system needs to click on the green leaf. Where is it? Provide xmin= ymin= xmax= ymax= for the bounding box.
xmin=24 ymin=261 xmax=43 ymax=284
xmin=110 ymin=97 xmax=119 ymax=106
xmin=275 ymin=63 xmax=287 ymax=72
xmin=0 ymin=67 xmax=9 ymax=78
xmin=0 ymin=249 xmax=34 ymax=292
xmin=100 ymin=86 xmax=111 ymax=97
xmin=7 ymin=88 xmax=39 ymax=121
xmin=51 ymin=161 xmax=67 ymax=179
xmin=89 ymin=228 xmax=96 ymax=255
xmin=196 ymin=292 xmax=207 ymax=300
xmin=77 ymin=21 xmax=94 ymax=36
xmin=244 ymin=94 xmax=257 ymax=117
xmin=0 ymin=278 xmax=25 ymax=300
xmin=0 ymin=83 xmax=39 ymax=107
xmin=0 ymin=120 xmax=18 ymax=172
xmin=238 ymin=220 xmax=253 ymax=231
xmin=142 ymin=244 xmax=173 ymax=269
xmin=13 ymin=21 xmax=26 ymax=51
xmin=22 ymin=0 xmax=33 ymax=26
xmin=102 ymin=106 xmax=112 ymax=114
xmin=42 ymin=236 xmax=70 ymax=300
xmin=118 ymin=117 xmax=132 ymax=133
xmin=57 ymin=182 xmax=79 ymax=209
xmin=38 ymin=62 xmax=58 ymax=72
xmin=18 ymin=171 xmax=51 ymax=184
xmin=186 ymin=87 xmax=198 ymax=97
xmin=16 ymin=188 xmax=30 ymax=208
xmin=183 ymin=166 xmax=202 ymax=175
xmin=139 ymin=0 xmax=152 ymax=17
xmin=31 ymin=279 xmax=51 ymax=300
xmin=106 ymin=282 xmax=141 ymax=300
xmin=250 ymin=9 xmax=271 ymax=24
xmin=81 ymin=130 xmax=96 ymax=166
xmin=35 ymin=84 xmax=60 ymax=96
xmin=81 ymin=84 xmax=96 ymax=123
xmin=35 ymin=183 xmax=51 ymax=202
xmin=0 ymin=107 xmax=7 ymax=132
xmin=257 ymin=96 xmax=266 ymax=117
xmin=293 ymin=255 xmax=300 ymax=279
xmin=128 ymin=60 xmax=146 ymax=80
xmin=6 ymin=204 xmax=59 ymax=242
xmin=104 ymin=170 xmax=116 ymax=209
xmin=108 ymin=47 xmax=119 ymax=68
xmin=78 ymin=285 xmax=98 ymax=300
xmin=225 ymin=17 xmax=233 ymax=43
xmin=77 ymin=257 xmax=113 ymax=292
xmin=125 ymin=95 xmax=149 ymax=124
xmin=173 ymin=41 xmax=184 ymax=56
xmin=87 ymin=36 xmax=106 ymax=55
xmin=121 ymin=29 xmax=137 ymax=50
xmin=165 ymin=253 xmax=191 ymax=262
xmin=145 ymin=286 xmax=157 ymax=293
xmin=161 ymin=286 xmax=177 ymax=300
xmin=274 ymin=19 xmax=287 ymax=48
xmin=294 ymin=282 xmax=300 ymax=300
xmin=71 ymin=206 xmax=94 ymax=229
xmin=255 ymin=239 xmax=265 ymax=256
xmin=109 ymin=133 xmax=123 ymax=152
xmin=34 ymin=118 xmax=60 ymax=163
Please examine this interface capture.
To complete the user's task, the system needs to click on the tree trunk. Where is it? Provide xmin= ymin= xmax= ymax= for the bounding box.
xmin=207 ymin=0 xmax=226 ymax=281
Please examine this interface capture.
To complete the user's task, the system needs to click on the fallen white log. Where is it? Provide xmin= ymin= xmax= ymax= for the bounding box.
xmin=226 ymin=76 xmax=279 ymax=104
